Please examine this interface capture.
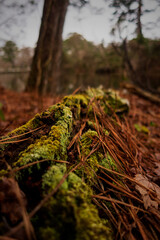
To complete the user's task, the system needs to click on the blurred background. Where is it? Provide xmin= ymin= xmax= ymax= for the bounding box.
xmin=0 ymin=0 xmax=159 ymax=95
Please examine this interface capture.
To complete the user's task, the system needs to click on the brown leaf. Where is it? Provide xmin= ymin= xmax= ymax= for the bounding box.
xmin=134 ymin=174 xmax=160 ymax=209
xmin=143 ymin=194 xmax=158 ymax=209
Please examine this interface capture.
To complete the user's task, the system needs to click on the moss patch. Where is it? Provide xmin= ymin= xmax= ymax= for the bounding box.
xmin=37 ymin=164 xmax=113 ymax=240
xmin=14 ymin=105 xmax=72 ymax=174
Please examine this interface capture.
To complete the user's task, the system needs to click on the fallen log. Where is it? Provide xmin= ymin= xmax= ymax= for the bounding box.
xmin=121 ymin=82 xmax=160 ymax=104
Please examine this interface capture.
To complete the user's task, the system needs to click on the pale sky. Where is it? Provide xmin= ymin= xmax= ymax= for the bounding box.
xmin=0 ymin=0 xmax=160 ymax=48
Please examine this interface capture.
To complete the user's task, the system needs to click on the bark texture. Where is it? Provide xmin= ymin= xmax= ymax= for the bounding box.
xmin=137 ymin=0 xmax=143 ymax=39
xmin=26 ymin=0 xmax=69 ymax=95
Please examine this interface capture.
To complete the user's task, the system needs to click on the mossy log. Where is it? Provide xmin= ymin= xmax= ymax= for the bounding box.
xmin=0 ymin=87 xmax=129 ymax=240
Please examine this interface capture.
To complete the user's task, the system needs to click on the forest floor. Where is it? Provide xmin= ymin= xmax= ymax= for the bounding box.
xmin=0 ymin=85 xmax=160 ymax=239
xmin=0 ymin=85 xmax=62 ymax=135
xmin=1 ymin=85 xmax=160 ymax=187
xmin=0 ymin=85 xmax=160 ymax=162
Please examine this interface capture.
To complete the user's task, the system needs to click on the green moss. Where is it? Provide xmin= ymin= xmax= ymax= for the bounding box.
xmin=14 ymin=137 xmax=60 ymax=168
xmin=74 ymin=203 xmax=112 ymax=240
xmin=0 ymin=169 xmax=8 ymax=178
xmin=80 ymin=130 xmax=103 ymax=176
xmin=85 ymin=87 xmax=129 ymax=117
xmin=36 ymin=164 xmax=113 ymax=240
xmin=62 ymin=94 xmax=89 ymax=118
xmin=81 ymin=130 xmax=98 ymax=154
xmin=63 ymin=94 xmax=89 ymax=107
xmin=105 ymin=90 xmax=129 ymax=114
xmin=86 ymin=87 xmax=105 ymax=99
xmin=100 ymin=152 xmax=119 ymax=172
xmin=86 ymin=120 xmax=96 ymax=129
xmin=134 ymin=123 xmax=149 ymax=134
xmin=86 ymin=120 xmax=109 ymax=136
xmin=0 ymin=113 xmax=42 ymax=152
xmin=3 ymin=103 xmax=71 ymax=143
xmin=14 ymin=105 xmax=72 ymax=175
xmin=8 ymin=113 xmax=41 ymax=136
xmin=53 ymin=104 xmax=72 ymax=121
xmin=80 ymin=130 xmax=120 ymax=177
xmin=42 ymin=164 xmax=68 ymax=191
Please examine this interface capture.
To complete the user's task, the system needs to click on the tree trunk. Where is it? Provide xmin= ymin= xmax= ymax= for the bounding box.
xmin=121 ymin=39 xmax=145 ymax=89
xmin=25 ymin=0 xmax=69 ymax=95
xmin=137 ymin=0 xmax=143 ymax=39
xmin=122 ymin=39 xmax=138 ymax=83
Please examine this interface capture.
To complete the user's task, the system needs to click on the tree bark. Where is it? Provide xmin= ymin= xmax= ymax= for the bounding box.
xmin=122 ymin=39 xmax=139 ymax=84
xmin=137 ymin=0 xmax=143 ymax=39
xmin=25 ymin=0 xmax=69 ymax=95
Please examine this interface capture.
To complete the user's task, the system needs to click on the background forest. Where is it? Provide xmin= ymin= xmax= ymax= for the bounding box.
xmin=0 ymin=35 xmax=160 ymax=94
xmin=0 ymin=0 xmax=160 ymax=96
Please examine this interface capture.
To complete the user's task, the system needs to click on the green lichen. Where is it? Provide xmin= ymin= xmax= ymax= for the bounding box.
xmin=36 ymin=164 xmax=113 ymax=240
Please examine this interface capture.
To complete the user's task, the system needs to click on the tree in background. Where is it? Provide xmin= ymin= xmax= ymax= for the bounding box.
xmin=1 ymin=40 xmax=18 ymax=67
xmin=26 ymin=0 xmax=89 ymax=95
xmin=109 ymin=0 xmax=160 ymax=93
xmin=26 ymin=0 xmax=69 ymax=95
xmin=109 ymin=0 xmax=146 ymax=41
